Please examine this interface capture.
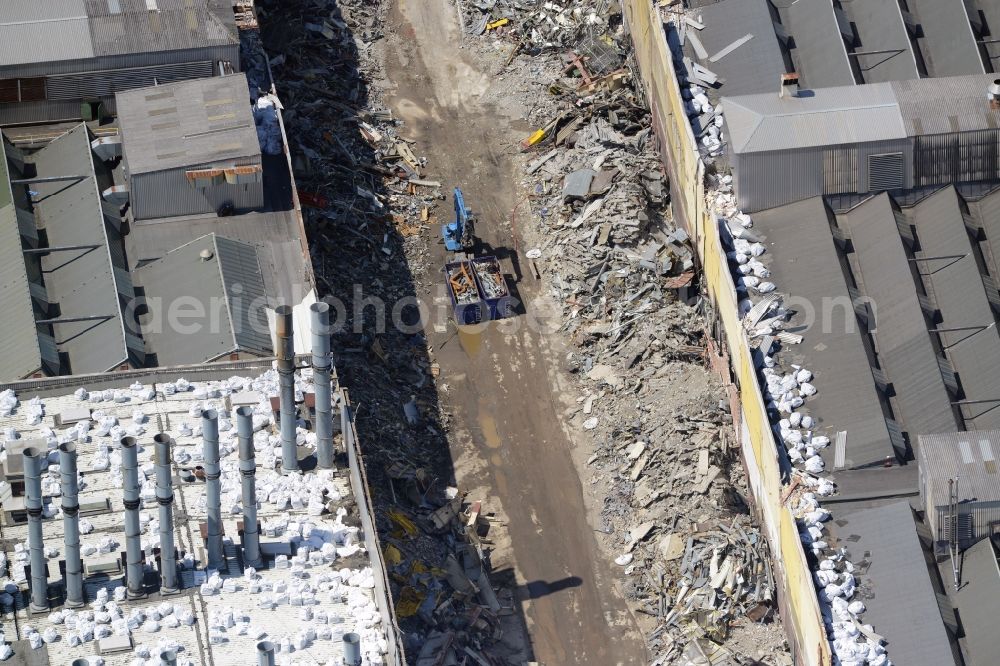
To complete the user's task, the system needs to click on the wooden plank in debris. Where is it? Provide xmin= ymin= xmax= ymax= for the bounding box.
xmin=687 ymin=30 xmax=709 ymax=60
xmin=685 ymin=16 xmax=705 ymax=30
xmin=693 ymin=465 xmax=721 ymax=493
xmin=709 ymin=33 xmax=753 ymax=62
xmin=692 ymin=62 xmax=719 ymax=85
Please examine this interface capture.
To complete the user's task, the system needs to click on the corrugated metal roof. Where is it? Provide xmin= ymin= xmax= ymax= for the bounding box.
xmin=0 ymin=0 xmax=94 ymax=67
xmin=0 ymin=0 xmax=236 ymax=68
xmin=907 ymin=0 xmax=985 ymax=77
xmin=891 ymin=75 xmax=1000 ymax=135
xmin=775 ymin=0 xmax=855 ymax=89
xmin=918 ymin=430 xmax=1000 ymax=511
xmin=134 ymin=233 xmax=271 ymax=366
xmin=952 ymin=536 xmax=1000 ymax=664
xmin=85 ymin=0 xmax=238 ymax=58
xmin=126 ymin=211 xmax=310 ymax=306
xmin=723 ymin=83 xmax=905 ymax=153
xmin=838 ymin=0 xmax=920 ymax=83
xmin=0 ymin=138 xmax=42 ymax=381
xmin=830 ymin=501 xmax=958 ymax=666
xmin=752 ymin=197 xmax=897 ymax=468
xmin=684 ymin=0 xmax=787 ymax=97
xmin=837 ymin=194 xmax=959 ymax=437
xmin=903 ymin=187 xmax=1000 ymax=430
xmin=29 ymin=124 xmax=132 ymax=375
xmin=725 ymin=75 xmax=1000 ymax=154
xmin=116 ymin=73 xmax=259 ymax=174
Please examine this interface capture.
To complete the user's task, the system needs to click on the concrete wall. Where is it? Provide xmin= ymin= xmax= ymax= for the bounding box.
xmin=620 ymin=2 xmax=832 ymax=664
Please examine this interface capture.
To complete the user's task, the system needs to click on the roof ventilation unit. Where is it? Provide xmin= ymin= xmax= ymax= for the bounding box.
xmin=779 ymin=72 xmax=800 ymax=99
xmin=101 ymin=184 xmax=129 ymax=206
xmin=91 ymin=135 xmax=122 ymax=162
xmin=989 ymin=80 xmax=1000 ymax=109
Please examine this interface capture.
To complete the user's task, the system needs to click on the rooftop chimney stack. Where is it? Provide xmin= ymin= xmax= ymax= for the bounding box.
xmin=23 ymin=447 xmax=48 ymax=612
xmin=59 ymin=442 xmax=84 ymax=607
xmin=154 ymin=434 xmax=178 ymax=593
xmin=121 ymin=436 xmax=145 ymax=599
xmin=342 ymin=632 xmax=362 ymax=666
xmin=780 ymin=72 xmax=800 ymax=99
xmin=236 ymin=406 xmax=262 ymax=568
xmin=311 ymin=302 xmax=334 ymax=469
xmin=989 ymin=79 xmax=1000 ymax=109
xmin=257 ymin=640 xmax=276 ymax=666
xmin=202 ymin=410 xmax=224 ymax=570
xmin=276 ymin=304 xmax=299 ymax=474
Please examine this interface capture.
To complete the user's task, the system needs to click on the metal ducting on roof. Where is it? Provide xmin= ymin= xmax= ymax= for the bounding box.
xmin=102 ymin=184 xmax=129 ymax=206
xmin=91 ymin=135 xmax=122 ymax=162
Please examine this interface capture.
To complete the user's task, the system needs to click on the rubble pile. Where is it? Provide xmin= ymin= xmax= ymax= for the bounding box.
xmin=458 ymin=2 xmax=791 ymax=663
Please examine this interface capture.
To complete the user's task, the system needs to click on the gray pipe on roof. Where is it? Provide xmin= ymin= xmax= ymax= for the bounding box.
xmin=276 ymin=305 xmax=299 ymax=474
xmin=236 ymin=406 xmax=262 ymax=568
xmin=311 ymin=302 xmax=334 ymax=469
xmin=343 ymin=632 xmax=362 ymax=666
xmin=256 ymin=640 xmax=276 ymax=666
xmin=59 ymin=442 xmax=84 ymax=607
xmin=202 ymin=410 xmax=224 ymax=570
xmin=23 ymin=447 xmax=48 ymax=612
xmin=154 ymin=433 xmax=178 ymax=593
xmin=121 ymin=436 xmax=145 ymax=599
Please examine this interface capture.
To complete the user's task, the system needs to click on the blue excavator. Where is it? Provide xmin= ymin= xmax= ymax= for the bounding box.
xmin=442 ymin=187 xmax=476 ymax=252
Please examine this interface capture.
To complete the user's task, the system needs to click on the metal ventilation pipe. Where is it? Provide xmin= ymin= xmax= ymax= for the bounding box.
xmin=256 ymin=640 xmax=276 ymax=666
xmin=276 ymin=305 xmax=299 ymax=474
xmin=154 ymin=433 xmax=178 ymax=593
xmin=121 ymin=436 xmax=145 ymax=599
xmin=59 ymin=442 xmax=83 ymax=607
xmin=23 ymin=447 xmax=48 ymax=612
xmin=202 ymin=410 xmax=224 ymax=570
xmin=311 ymin=302 xmax=334 ymax=469
xmin=343 ymin=632 xmax=362 ymax=666
xmin=236 ymin=406 xmax=262 ymax=568
xmin=158 ymin=650 xmax=178 ymax=666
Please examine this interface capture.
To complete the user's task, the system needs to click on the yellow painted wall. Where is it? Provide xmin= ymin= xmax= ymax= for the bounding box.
xmin=620 ymin=2 xmax=831 ymax=664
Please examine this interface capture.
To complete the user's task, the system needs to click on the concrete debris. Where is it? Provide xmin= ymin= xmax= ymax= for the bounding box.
xmin=455 ymin=1 xmax=792 ymax=663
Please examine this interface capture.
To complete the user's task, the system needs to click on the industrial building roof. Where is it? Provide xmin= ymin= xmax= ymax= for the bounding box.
xmin=907 ymin=0 xmax=985 ymax=78
xmin=774 ymin=0 xmax=855 ymax=90
xmin=127 ymin=210 xmax=311 ymax=308
xmin=836 ymin=194 xmax=959 ymax=438
xmin=751 ymin=197 xmax=898 ymax=469
xmin=917 ymin=430 xmax=1000 ymax=511
xmin=116 ymin=74 xmax=260 ymax=174
xmin=681 ymin=0 xmax=788 ymax=97
xmin=837 ymin=0 xmax=920 ymax=83
xmin=724 ymin=75 xmax=1000 ymax=155
xmin=0 ymin=0 xmax=238 ymax=68
xmin=134 ymin=233 xmax=272 ymax=366
xmin=952 ymin=535 xmax=1000 ymax=665
xmin=0 ymin=362 xmax=391 ymax=665
xmin=0 ymin=138 xmax=43 ymax=381
xmin=17 ymin=124 xmax=136 ymax=376
xmin=830 ymin=501 xmax=957 ymax=666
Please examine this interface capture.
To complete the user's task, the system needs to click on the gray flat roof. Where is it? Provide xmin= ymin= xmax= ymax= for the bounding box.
xmin=830 ymin=501 xmax=957 ymax=666
xmin=775 ymin=0 xmax=855 ymax=89
xmin=26 ymin=124 xmax=134 ymax=375
xmin=134 ymin=233 xmax=272 ymax=366
xmin=725 ymin=74 xmax=1000 ymax=155
xmin=952 ymin=536 xmax=1000 ymax=665
xmin=117 ymin=73 xmax=259 ymax=174
xmin=752 ymin=197 xmax=897 ymax=468
xmin=684 ymin=0 xmax=787 ymax=97
xmin=126 ymin=210 xmax=310 ymax=307
xmin=0 ymin=138 xmax=43 ymax=381
xmin=0 ymin=0 xmax=237 ymax=68
xmin=907 ymin=0 xmax=985 ymax=77
xmin=837 ymin=194 xmax=959 ymax=438
xmin=838 ymin=0 xmax=920 ymax=83
xmin=902 ymin=187 xmax=1000 ymax=430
